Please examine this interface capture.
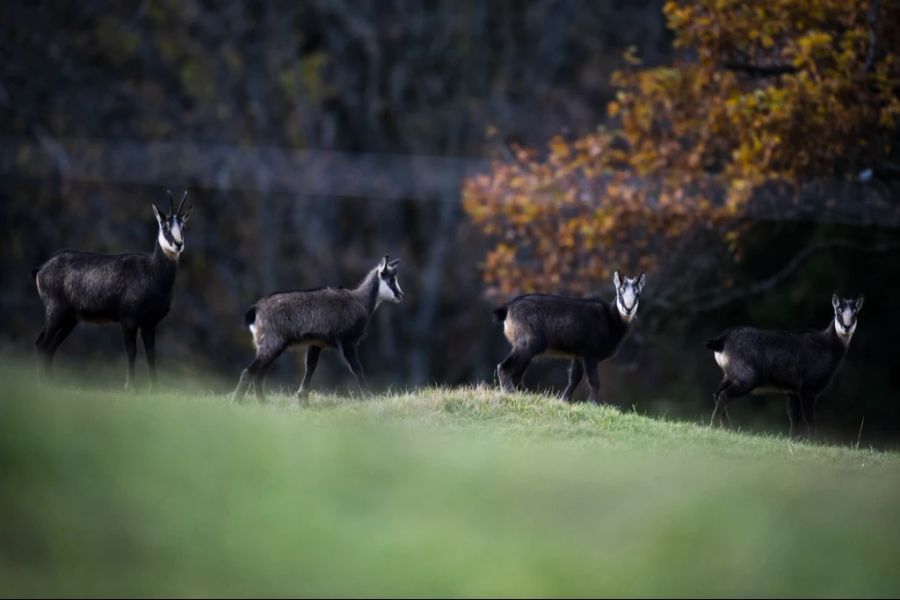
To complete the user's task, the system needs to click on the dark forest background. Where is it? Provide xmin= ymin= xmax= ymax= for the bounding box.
xmin=1 ymin=1 xmax=898 ymax=444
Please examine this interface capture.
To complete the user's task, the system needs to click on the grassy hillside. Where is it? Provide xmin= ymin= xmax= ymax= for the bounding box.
xmin=1 ymin=366 xmax=899 ymax=597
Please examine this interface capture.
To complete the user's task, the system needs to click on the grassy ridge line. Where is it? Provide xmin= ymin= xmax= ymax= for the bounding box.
xmin=219 ymin=384 xmax=895 ymax=468
xmin=1 ymin=368 xmax=900 ymax=596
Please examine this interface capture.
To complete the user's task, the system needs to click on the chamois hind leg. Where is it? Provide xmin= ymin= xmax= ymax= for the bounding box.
xmin=296 ymin=345 xmax=321 ymax=401
xmin=710 ymin=379 xmax=733 ymax=427
xmin=561 ymin=359 xmax=583 ymax=403
xmin=232 ymin=359 xmax=259 ymax=402
xmin=232 ymin=341 xmax=286 ymax=403
xmin=495 ymin=352 xmax=517 ymax=392
xmin=252 ymin=342 xmax=287 ymax=403
xmin=34 ymin=328 xmax=46 ymax=356
xmin=340 ymin=342 xmax=370 ymax=398
xmin=497 ymin=340 xmax=541 ymax=393
xmin=711 ymin=379 xmax=751 ymax=427
xmin=39 ymin=311 xmax=77 ymax=380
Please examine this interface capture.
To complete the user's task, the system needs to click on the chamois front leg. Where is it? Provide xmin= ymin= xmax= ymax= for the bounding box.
xmin=141 ymin=324 xmax=157 ymax=391
xmin=561 ymin=359 xmax=583 ymax=403
xmin=582 ymin=356 xmax=602 ymax=405
xmin=122 ymin=323 xmax=139 ymax=392
xmin=799 ymin=391 xmax=818 ymax=440
xmin=296 ymin=345 xmax=321 ymax=401
xmin=786 ymin=393 xmax=809 ymax=440
xmin=340 ymin=342 xmax=370 ymax=397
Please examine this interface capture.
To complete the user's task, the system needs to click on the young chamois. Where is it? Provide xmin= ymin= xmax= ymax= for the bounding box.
xmin=33 ymin=190 xmax=193 ymax=390
xmin=494 ymin=271 xmax=646 ymax=405
xmin=706 ymin=293 xmax=864 ymax=438
xmin=232 ymin=255 xmax=404 ymax=402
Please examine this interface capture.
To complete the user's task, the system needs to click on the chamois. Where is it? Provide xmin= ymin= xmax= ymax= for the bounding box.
xmin=706 ymin=293 xmax=864 ymax=438
xmin=494 ymin=271 xmax=646 ymax=405
xmin=232 ymin=255 xmax=404 ymax=402
xmin=33 ymin=190 xmax=193 ymax=390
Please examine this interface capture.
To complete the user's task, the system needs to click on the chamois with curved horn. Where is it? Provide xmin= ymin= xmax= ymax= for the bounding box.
xmin=233 ymin=255 xmax=404 ymax=402
xmin=706 ymin=292 xmax=864 ymax=438
xmin=33 ymin=190 xmax=193 ymax=390
xmin=494 ymin=271 xmax=646 ymax=405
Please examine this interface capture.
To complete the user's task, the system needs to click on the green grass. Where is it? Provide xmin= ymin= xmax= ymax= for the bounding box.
xmin=1 ymin=366 xmax=899 ymax=597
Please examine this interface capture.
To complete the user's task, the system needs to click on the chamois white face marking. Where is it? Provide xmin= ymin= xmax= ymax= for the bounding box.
xmin=614 ymin=270 xmax=646 ymax=323
xmin=376 ymin=255 xmax=404 ymax=306
xmin=153 ymin=191 xmax=192 ymax=260
xmin=157 ymin=221 xmax=183 ymax=258
xmin=832 ymin=293 xmax=863 ymax=347
xmin=171 ymin=219 xmax=183 ymax=245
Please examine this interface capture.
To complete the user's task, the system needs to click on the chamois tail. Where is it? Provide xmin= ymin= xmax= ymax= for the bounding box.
xmin=704 ymin=335 xmax=726 ymax=352
xmin=243 ymin=306 xmax=257 ymax=329
xmin=493 ymin=305 xmax=508 ymax=323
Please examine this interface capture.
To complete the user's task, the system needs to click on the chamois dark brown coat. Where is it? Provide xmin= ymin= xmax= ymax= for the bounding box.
xmin=232 ymin=255 xmax=404 ymax=402
xmin=495 ymin=271 xmax=645 ymax=405
xmin=33 ymin=191 xmax=192 ymax=390
xmin=706 ymin=294 xmax=863 ymax=437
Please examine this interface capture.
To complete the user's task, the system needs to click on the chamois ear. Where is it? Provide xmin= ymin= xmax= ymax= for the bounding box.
xmin=379 ymin=255 xmax=389 ymax=272
xmin=832 ymin=293 xmax=839 ymax=310
xmin=636 ymin=272 xmax=646 ymax=291
xmin=855 ymin=295 xmax=865 ymax=312
xmin=152 ymin=203 xmax=165 ymax=224
xmin=613 ymin=270 xmax=621 ymax=289
xmin=388 ymin=258 xmax=401 ymax=269
xmin=180 ymin=204 xmax=193 ymax=223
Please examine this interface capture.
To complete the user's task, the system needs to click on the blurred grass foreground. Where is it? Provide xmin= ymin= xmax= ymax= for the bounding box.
xmin=1 ymin=365 xmax=899 ymax=597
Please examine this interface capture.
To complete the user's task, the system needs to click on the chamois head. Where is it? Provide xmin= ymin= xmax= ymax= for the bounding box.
xmin=832 ymin=293 xmax=864 ymax=344
xmin=152 ymin=190 xmax=193 ymax=259
xmin=613 ymin=270 xmax=646 ymax=323
xmin=377 ymin=255 xmax=404 ymax=304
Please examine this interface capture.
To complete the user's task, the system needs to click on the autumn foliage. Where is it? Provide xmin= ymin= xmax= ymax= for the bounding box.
xmin=463 ymin=0 xmax=900 ymax=298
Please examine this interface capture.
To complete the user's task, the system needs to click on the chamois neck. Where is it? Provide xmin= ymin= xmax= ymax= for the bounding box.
xmin=613 ymin=298 xmax=636 ymax=329
xmin=152 ymin=240 xmax=180 ymax=285
xmin=828 ymin=317 xmax=855 ymax=350
xmin=352 ymin=268 xmax=381 ymax=315
xmin=154 ymin=237 xmax=181 ymax=264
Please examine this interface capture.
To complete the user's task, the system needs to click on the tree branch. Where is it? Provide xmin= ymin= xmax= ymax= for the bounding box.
xmin=653 ymin=240 xmax=900 ymax=313
xmin=862 ymin=0 xmax=882 ymax=75
xmin=721 ymin=61 xmax=799 ymax=77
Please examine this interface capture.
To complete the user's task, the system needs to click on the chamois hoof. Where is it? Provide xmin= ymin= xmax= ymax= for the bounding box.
xmin=496 ymin=368 xmax=515 ymax=393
